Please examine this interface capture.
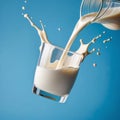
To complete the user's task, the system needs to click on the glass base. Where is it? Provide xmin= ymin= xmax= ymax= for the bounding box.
xmin=32 ymin=85 xmax=68 ymax=103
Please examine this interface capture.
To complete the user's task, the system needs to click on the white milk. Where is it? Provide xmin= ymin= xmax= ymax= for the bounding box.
xmin=34 ymin=66 xmax=78 ymax=96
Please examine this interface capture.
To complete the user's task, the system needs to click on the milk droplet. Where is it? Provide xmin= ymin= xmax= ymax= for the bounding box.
xmin=89 ymin=48 xmax=96 ymax=54
xmin=103 ymin=31 xmax=106 ymax=34
xmin=98 ymin=48 xmax=100 ymax=51
xmin=58 ymin=27 xmax=61 ymax=31
xmin=91 ymin=38 xmax=96 ymax=43
xmin=93 ymin=63 xmax=97 ymax=67
xmin=39 ymin=20 xmax=45 ymax=30
xmin=22 ymin=6 xmax=25 ymax=10
xmin=24 ymin=0 xmax=27 ymax=3
xmin=96 ymin=52 xmax=100 ymax=56
xmin=24 ymin=13 xmax=28 ymax=18
xmin=92 ymin=48 xmax=96 ymax=52
xmin=103 ymin=38 xmax=111 ymax=44
xmin=95 ymin=34 xmax=102 ymax=39
xmin=98 ymin=34 xmax=102 ymax=38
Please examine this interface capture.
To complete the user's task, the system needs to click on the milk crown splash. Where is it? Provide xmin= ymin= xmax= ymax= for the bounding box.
xmin=23 ymin=13 xmax=111 ymax=68
xmin=23 ymin=14 xmax=96 ymax=60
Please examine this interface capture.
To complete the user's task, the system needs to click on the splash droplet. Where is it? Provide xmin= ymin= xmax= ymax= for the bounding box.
xmin=57 ymin=27 xmax=61 ymax=31
xmin=39 ymin=20 xmax=45 ymax=30
xmin=22 ymin=6 xmax=25 ymax=10
xmin=24 ymin=13 xmax=28 ymax=18
xmin=103 ymin=38 xmax=111 ymax=44
xmin=103 ymin=31 xmax=106 ymax=34
xmin=24 ymin=0 xmax=27 ymax=3
xmin=96 ymin=52 xmax=100 ymax=56
xmin=98 ymin=48 xmax=100 ymax=51
xmin=95 ymin=34 xmax=102 ymax=39
xmin=98 ymin=34 xmax=102 ymax=38
xmin=93 ymin=63 xmax=97 ymax=67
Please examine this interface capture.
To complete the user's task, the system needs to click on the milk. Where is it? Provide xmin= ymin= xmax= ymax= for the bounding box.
xmin=24 ymin=14 xmax=50 ymax=44
xmin=34 ymin=66 xmax=78 ymax=96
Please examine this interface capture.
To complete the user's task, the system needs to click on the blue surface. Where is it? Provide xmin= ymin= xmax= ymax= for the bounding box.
xmin=0 ymin=0 xmax=120 ymax=120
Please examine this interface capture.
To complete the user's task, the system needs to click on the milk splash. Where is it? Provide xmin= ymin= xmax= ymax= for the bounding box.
xmin=22 ymin=1 xmax=117 ymax=68
xmin=24 ymin=13 xmax=112 ymax=67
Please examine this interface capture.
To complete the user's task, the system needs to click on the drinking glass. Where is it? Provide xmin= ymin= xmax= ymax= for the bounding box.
xmin=80 ymin=0 xmax=120 ymax=30
xmin=32 ymin=43 xmax=83 ymax=103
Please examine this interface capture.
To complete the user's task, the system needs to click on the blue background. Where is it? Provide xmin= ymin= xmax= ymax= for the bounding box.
xmin=0 ymin=0 xmax=120 ymax=120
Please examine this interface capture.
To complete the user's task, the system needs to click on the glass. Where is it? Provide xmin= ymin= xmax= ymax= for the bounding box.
xmin=80 ymin=0 xmax=120 ymax=30
xmin=32 ymin=43 xmax=83 ymax=103
xmin=80 ymin=0 xmax=111 ymax=21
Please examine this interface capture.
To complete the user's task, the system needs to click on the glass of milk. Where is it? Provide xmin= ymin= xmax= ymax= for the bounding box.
xmin=32 ymin=42 xmax=83 ymax=103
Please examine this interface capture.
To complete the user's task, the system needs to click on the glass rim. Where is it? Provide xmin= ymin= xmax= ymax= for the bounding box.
xmin=42 ymin=42 xmax=83 ymax=56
